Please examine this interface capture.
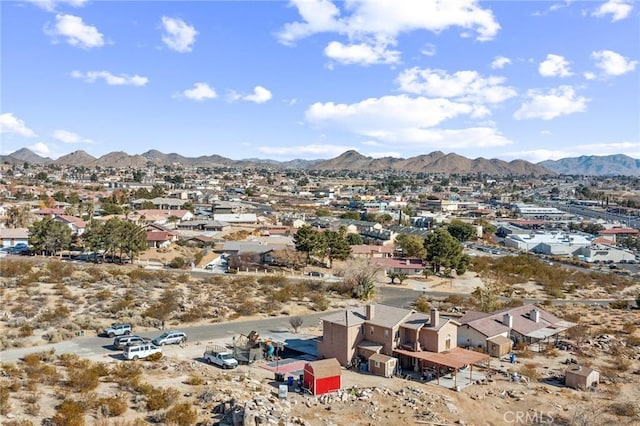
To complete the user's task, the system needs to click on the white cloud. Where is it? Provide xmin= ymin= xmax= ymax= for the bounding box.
xmin=420 ymin=43 xmax=436 ymax=56
xmin=46 ymin=14 xmax=104 ymax=49
xmin=277 ymin=0 xmax=500 ymax=66
xmin=396 ymin=68 xmax=517 ymax=104
xmin=27 ymin=142 xmax=51 ymax=157
xmin=71 ymin=70 xmax=148 ymax=86
xmin=0 ymin=113 xmax=37 ymax=137
xmin=491 ymin=56 xmax=511 ymax=69
xmin=538 ymin=54 xmax=573 ymax=77
xmin=161 ymin=16 xmax=198 ymax=53
xmin=583 ymin=71 xmax=597 ymax=80
xmin=592 ymin=0 xmax=633 ymax=22
xmin=306 ymin=95 xmax=477 ymax=131
xmin=324 ymin=40 xmax=400 ymax=65
xmin=179 ymin=82 xmax=217 ymax=101
xmin=257 ymin=144 xmax=355 ymax=157
xmin=278 ymin=0 xmax=500 ymax=44
xmin=532 ymin=1 xmax=573 ymax=17
xmin=29 ymin=0 xmax=88 ymax=12
xmin=540 ymin=130 xmax=552 ymax=135
xmin=591 ymin=50 xmax=638 ymax=76
xmin=244 ymin=86 xmax=273 ymax=104
xmin=513 ymin=86 xmax=589 ymax=120
xmin=503 ymin=141 xmax=639 ymax=162
xmin=362 ymin=127 xmax=512 ymax=148
xmin=368 ymin=151 xmax=402 ymax=158
xmin=52 ymin=129 xmax=92 ymax=144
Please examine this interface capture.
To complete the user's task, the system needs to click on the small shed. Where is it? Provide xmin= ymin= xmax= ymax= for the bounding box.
xmin=565 ymin=365 xmax=599 ymax=390
xmin=303 ymin=358 xmax=341 ymax=395
xmin=368 ymin=353 xmax=397 ymax=378
xmin=486 ymin=335 xmax=513 ymax=358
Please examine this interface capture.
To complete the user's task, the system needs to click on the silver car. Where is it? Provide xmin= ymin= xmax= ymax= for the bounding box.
xmin=152 ymin=331 xmax=187 ymax=346
xmin=113 ymin=335 xmax=150 ymax=349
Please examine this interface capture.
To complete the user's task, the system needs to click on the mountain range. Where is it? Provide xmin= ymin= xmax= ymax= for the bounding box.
xmin=2 ymin=148 xmax=638 ymax=176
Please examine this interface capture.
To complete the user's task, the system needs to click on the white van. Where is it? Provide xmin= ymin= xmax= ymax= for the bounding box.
xmin=123 ymin=343 xmax=162 ymax=360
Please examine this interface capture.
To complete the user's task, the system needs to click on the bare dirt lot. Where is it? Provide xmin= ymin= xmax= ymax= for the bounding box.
xmin=1 ymin=257 xmax=639 ymax=425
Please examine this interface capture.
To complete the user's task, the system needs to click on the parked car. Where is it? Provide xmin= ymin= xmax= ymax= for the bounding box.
xmin=123 ymin=343 xmax=162 ymax=361
xmin=113 ymin=335 xmax=150 ymax=349
xmin=203 ymin=345 xmax=238 ymax=369
xmin=103 ymin=323 xmax=132 ymax=338
xmin=152 ymin=331 xmax=187 ymax=346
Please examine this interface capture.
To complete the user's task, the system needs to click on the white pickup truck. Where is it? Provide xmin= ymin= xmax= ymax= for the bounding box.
xmin=203 ymin=345 xmax=238 ymax=369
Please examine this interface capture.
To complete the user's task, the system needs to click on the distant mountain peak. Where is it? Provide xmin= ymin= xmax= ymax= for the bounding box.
xmin=539 ymin=154 xmax=640 ymax=176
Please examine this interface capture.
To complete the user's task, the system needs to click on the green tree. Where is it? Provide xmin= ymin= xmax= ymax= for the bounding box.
xmin=29 ymin=217 xmax=72 ymax=256
xmin=100 ymin=201 xmax=123 ymax=215
xmin=424 ymin=228 xmax=467 ymax=274
xmin=315 ymin=207 xmax=332 ymax=217
xmin=3 ymin=205 xmax=35 ymax=228
xmin=140 ymin=200 xmax=156 ymax=210
xmin=320 ymin=230 xmax=352 ymax=268
xmin=293 ymin=225 xmax=322 ymax=263
xmin=340 ymin=211 xmax=361 ymax=220
xmin=395 ymin=234 xmax=427 ymax=258
xmin=346 ymin=233 xmax=364 ymax=245
xmin=446 ymin=220 xmax=476 ymax=242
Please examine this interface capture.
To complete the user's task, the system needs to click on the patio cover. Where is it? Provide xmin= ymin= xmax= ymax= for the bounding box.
xmin=394 ymin=347 xmax=489 ymax=369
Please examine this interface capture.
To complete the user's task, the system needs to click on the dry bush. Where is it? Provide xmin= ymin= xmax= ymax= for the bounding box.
xmin=98 ymin=394 xmax=128 ymax=417
xmin=518 ymin=363 xmax=540 ymax=381
xmin=611 ymin=355 xmax=632 ymax=371
xmin=608 ymin=402 xmax=638 ymax=417
xmin=22 ymin=353 xmax=60 ymax=385
xmin=145 ymin=386 xmax=180 ymax=411
xmin=47 ymin=261 xmax=76 ymax=283
xmin=257 ymin=275 xmax=287 ymax=287
xmin=622 ymin=322 xmax=637 ymax=334
xmin=0 ymin=383 xmax=10 ymax=415
xmin=109 ymin=362 xmax=143 ymax=388
xmin=18 ymin=324 xmax=33 ymax=338
xmin=236 ymin=300 xmax=258 ymax=316
xmin=165 ymin=402 xmax=198 ymax=426
xmin=66 ymin=360 xmax=104 ymax=392
xmin=52 ymin=399 xmax=86 ymax=426
xmin=414 ymin=295 xmax=431 ymax=313
xmin=184 ymin=375 xmax=204 ymax=385
xmin=0 ymin=260 xmax=34 ymax=278
xmin=179 ymin=306 xmax=206 ymax=323
xmin=310 ymin=293 xmax=329 ymax=311
xmin=272 ymin=286 xmax=292 ymax=303
xmin=38 ymin=303 xmax=71 ymax=325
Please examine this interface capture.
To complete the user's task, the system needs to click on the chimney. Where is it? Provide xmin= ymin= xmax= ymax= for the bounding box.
xmin=430 ymin=308 xmax=439 ymax=327
xmin=366 ymin=304 xmax=375 ymax=320
xmin=502 ymin=313 xmax=513 ymax=328
xmin=530 ymin=308 xmax=540 ymax=323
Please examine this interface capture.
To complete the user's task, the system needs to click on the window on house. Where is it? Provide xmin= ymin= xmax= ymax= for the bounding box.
xmin=375 ymin=361 xmax=380 ymax=368
xmin=384 ymin=329 xmax=389 ymax=338
xmin=370 ymin=326 xmax=374 ymax=335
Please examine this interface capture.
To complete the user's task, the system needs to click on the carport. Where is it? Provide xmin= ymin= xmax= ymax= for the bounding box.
xmin=394 ymin=347 xmax=490 ymax=388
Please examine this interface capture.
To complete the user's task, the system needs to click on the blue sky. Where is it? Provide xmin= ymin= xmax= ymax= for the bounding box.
xmin=1 ymin=0 xmax=638 ymax=163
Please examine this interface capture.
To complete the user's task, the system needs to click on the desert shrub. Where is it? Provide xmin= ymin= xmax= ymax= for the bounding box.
xmin=609 ymin=300 xmax=629 ymax=310
xmin=146 ymin=352 xmax=163 ymax=362
xmin=310 ymin=293 xmax=329 ymax=311
xmin=165 ymin=402 xmax=198 ymax=426
xmin=18 ymin=324 xmax=33 ymax=338
xmin=518 ymin=363 xmax=540 ymax=381
xmin=145 ymin=386 xmax=180 ymax=411
xmin=626 ymin=335 xmax=640 ymax=346
xmin=273 ymin=286 xmax=292 ymax=303
xmin=98 ymin=394 xmax=128 ymax=417
xmin=611 ymin=355 xmax=632 ymax=371
xmin=0 ymin=383 xmax=10 ymax=415
xmin=442 ymin=294 xmax=466 ymax=306
xmin=169 ymin=256 xmax=186 ymax=269
xmin=94 ymin=288 xmax=113 ymax=301
xmin=257 ymin=275 xmax=287 ymax=287
xmin=179 ymin=307 xmax=205 ymax=323
xmin=22 ymin=353 xmax=60 ymax=385
xmin=52 ymin=399 xmax=86 ymax=426
xmin=184 ymin=375 xmax=204 ymax=385
xmin=622 ymin=322 xmax=637 ymax=334
xmin=3 ymin=421 xmax=34 ymax=426
xmin=109 ymin=362 xmax=142 ymax=388
xmin=47 ymin=261 xmax=76 ymax=283
xmin=66 ymin=360 xmax=103 ymax=392
xmin=414 ymin=295 xmax=431 ymax=313
xmin=38 ymin=304 xmax=70 ymax=325
xmin=608 ymin=402 xmax=638 ymax=417
xmin=236 ymin=300 xmax=257 ymax=316
xmin=127 ymin=269 xmax=156 ymax=282
xmin=0 ymin=260 xmax=33 ymax=278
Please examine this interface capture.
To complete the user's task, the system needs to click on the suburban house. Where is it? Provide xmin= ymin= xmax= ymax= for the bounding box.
xmin=129 ymin=209 xmax=193 ymax=225
xmin=144 ymin=224 xmax=178 ymax=248
xmin=53 ymin=215 xmax=86 ymax=236
xmin=0 ymin=227 xmax=29 ymax=248
xmin=372 ymin=258 xmax=426 ymax=276
xmin=317 ymin=304 xmax=488 ymax=383
xmin=131 ymin=197 xmax=186 ymax=210
xmin=350 ymin=244 xmax=395 ymax=259
xmin=458 ymin=304 xmax=575 ymax=351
